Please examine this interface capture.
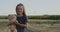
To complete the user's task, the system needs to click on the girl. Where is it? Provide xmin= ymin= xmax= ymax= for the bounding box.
xmin=14 ymin=3 xmax=28 ymax=32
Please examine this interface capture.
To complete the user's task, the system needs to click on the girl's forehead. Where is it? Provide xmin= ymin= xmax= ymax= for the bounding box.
xmin=17 ymin=6 xmax=23 ymax=8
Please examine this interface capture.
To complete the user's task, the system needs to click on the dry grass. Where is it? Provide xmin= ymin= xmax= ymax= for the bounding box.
xmin=0 ymin=19 xmax=60 ymax=32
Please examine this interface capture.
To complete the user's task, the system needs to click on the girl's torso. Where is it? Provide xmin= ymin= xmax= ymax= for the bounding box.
xmin=16 ymin=16 xmax=27 ymax=32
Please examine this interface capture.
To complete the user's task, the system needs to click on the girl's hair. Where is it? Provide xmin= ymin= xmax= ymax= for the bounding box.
xmin=16 ymin=3 xmax=26 ymax=16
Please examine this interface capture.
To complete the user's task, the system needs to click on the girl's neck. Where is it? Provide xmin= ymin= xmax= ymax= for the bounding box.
xmin=17 ymin=14 xmax=23 ymax=17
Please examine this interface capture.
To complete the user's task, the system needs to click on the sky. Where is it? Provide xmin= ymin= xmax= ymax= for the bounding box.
xmin=0 ymin=0 xmax=60 ymax=16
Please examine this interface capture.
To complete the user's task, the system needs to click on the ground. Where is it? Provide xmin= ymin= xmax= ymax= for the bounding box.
xmin=0 ymin=19 xmax=60 ymax=32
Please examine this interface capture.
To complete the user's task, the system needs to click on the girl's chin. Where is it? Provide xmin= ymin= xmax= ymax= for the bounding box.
xmin=18 ymin=14 xmax=22 ymax=15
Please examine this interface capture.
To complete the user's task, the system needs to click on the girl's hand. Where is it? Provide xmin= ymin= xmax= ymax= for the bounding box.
xmin=14 ymin=21 xmax=19 ymax=25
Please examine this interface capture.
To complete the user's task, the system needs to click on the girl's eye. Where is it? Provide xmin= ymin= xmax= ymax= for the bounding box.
xmin=17 ymin=8 xmax=23 ymax=10
xmin=20 ymin=8 xmax=22 ymax=10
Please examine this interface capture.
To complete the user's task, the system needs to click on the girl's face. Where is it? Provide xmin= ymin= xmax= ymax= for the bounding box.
xmin=16 ymin=6 xmax=24 ymax=15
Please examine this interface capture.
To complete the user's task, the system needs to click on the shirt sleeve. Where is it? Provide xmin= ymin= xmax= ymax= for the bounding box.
xmin=23 ymin=16 xmax=28 ymax=24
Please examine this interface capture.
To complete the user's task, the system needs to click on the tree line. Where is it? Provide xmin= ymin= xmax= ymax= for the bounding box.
xmin=0 ymin=15 xmax=60 ymax=20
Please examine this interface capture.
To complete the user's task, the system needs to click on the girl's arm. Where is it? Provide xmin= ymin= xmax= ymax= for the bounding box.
xmin=17 ymin=23 xmax=28 ymax=28
xmin=15 ymin=21 xmax=28 ymax=28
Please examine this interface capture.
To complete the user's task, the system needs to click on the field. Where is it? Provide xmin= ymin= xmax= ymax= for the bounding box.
xmin=0 ymin=19 xmax=60 ymax=32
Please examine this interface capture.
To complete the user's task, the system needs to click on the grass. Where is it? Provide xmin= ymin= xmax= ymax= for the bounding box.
xmin=0 ymin=19 xmax=60 ymax=32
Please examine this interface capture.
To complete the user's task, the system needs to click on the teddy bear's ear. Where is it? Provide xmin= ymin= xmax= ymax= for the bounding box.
xmin=15 ymin=14 xmax=17 ymax=16
xmin=8 ymin=14 xmax=10 ymax=16
xmin=14 ymin=14 xmax=17 ymax=17
xmin=8 ymin=14 xmax=10 ymax=17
